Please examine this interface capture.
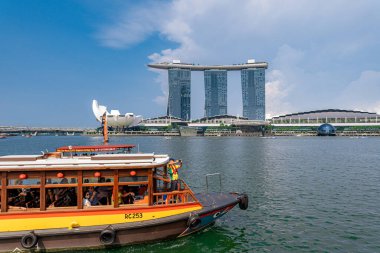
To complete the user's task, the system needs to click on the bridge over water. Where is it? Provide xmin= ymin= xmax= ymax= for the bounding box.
xmin=0 ymin=126 xmax=89 ymax=136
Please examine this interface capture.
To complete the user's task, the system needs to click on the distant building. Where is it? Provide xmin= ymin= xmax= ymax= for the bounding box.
xmin=91 ymin=100 xmax=142 ymax=128
xmin=167 ymin=68 xmax=191 ymax=121
xmin=190 ymin=114 xmax=268 ymax=135
xmin=148 ymin=60 xmax=268 ymax=121
xmin=241 ymin=68 xmax=266 ymax=120
xmin=141 ymin=115 xmax=185 ymax=127
xmin=190 ymin=114 xmax=268 ymax=127
xmin=271 ymin=109 xmax=380 ymax=125
xmin=192 ymin=115 xmax=247 ymax=125
xmin=204 ymin=70 xmax=227 ymax=117
xmin=271 ymin=109 xmax=380 ymax=136
xmin=317 ymin=123 xmax=336 ymax=136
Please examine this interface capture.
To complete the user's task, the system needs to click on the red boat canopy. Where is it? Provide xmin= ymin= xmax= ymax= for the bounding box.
xmin=56 ymin=144 xmax=135 ymax=153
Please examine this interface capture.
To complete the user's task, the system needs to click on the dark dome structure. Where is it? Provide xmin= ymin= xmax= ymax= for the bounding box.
xmin=317 ymin=123 xmax=336 ymax=136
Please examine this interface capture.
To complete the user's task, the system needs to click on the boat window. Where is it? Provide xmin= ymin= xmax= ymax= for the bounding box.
xmin=82 ymin=171 xmax=114 ymax=208
xmin=45 ymin=171 xmax=78 ymax=209
xmin=4 ymin=172 xmax=41 ymax=211
xmin=8 ymin=188 xmax=40 ymax=210
xmin=118 ymin=184 xmax=149 ymax=206
xmin=8 ymin=178 xmax=40 ymax=186
xmin=119 ymin=170 xmax=148 ymax=183
xmin=83 ymin=185 xmax=113 ymax=207
xmin=46 ymin=187 xmax=77 ymax=208
xmin=8 ymin=172 xmax=40 ymax=186
xmin=119 ymin=176 xmax=148 ymax=182
xmin=115 ymin=170 xmax=149 ymax=206
xmin=46 ymin=171 xmax=77 ymax=185
xmin=83 ymin=171 xmax=114 ymax=184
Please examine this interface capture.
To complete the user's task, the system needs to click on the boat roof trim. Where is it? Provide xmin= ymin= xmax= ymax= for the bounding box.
xmin=0 ymin=155 xmax=43 ymax=161
xmin=56 ymin=144 xmax=135 ymax=152
xmin=91 ymin=153 xmax=155 ymax=160
xmin=0 ymin=154 xmax=170 ymax=171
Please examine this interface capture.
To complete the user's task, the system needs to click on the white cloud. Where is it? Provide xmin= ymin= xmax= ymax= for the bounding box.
xmin=97 ymin=1 xmax=169 ymax=49
xmin=150 ymin=67 xmax=168 ymax=107
xmin=337 ymin=71 xmax=380 ymax=114
xmin=266 ymin=69 xmax=295 ymax=117
xmin=97 ymin=0 xmax=380 ymax=118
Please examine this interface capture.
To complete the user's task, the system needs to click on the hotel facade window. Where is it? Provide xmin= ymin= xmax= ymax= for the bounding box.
xmin=241 ymin=68 xmax=265 ymax=120
xmin=167 ymin=68 xmax=191 ymax=121
xmin=204 ymin=70 xmax=227 ymax=117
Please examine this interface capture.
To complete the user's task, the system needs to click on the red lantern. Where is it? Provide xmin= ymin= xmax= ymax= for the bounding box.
xmin=57 ymin=172 xmax=64 ymax=178
xmin=130 ymin=170 xmax=136 ymax=176
xmin=19 ymin=173 xmax=27 ymax=180
xmin=94 ymin=171 xmax=101 ymax=177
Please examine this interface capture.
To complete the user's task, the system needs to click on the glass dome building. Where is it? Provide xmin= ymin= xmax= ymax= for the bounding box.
xmin=317 ymin=123 xmax=336 ymax=136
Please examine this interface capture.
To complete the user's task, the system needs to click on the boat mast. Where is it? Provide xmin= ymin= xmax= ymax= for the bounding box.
xmin=101 ymin=113 xmax=109 ymax=143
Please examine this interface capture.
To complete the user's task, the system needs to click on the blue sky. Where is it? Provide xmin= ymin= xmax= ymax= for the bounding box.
xmin=1 ymin=0 xmax=380 ymax=127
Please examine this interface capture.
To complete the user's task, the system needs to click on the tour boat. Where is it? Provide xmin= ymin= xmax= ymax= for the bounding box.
xmin=0 ymin=145 xmax=248 ymax=252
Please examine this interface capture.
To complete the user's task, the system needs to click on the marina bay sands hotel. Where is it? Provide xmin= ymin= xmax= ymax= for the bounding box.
xmin=148 ymin=59 xmax=268 ymax=121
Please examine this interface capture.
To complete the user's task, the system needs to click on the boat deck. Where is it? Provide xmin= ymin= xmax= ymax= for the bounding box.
xmin=195 ymin=192 xmax=239 ymax=212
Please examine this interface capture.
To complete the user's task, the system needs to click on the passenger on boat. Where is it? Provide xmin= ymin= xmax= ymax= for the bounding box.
xmin=137 ymin=185 xmax=148 ymax=198
xmin=29 ymin=189 xmax=40 ymax=208
xmin=46 ymin=185 xmax=76 ymax=208
xmin=87 ymin=186 xmax=99 ymax=206
xmin=60 ymin=178 xmax=69 ymax=184
xmin=52 ymin=188 xmax=71 ymax=207
xmin=83 ymin=191 xmax=91 ymax=207
xmin=9 ymin=188 xmax=41 ymax=209
xmin=48 ymin=179 xmax=74 ymax=207
xmin=8 ymin=189 xmax=35 ymax=208
xmin=114 ymin=186 xmax=123 ymax=205
xmin=97 ymin=178 xmax=113 ymax=205
xmin=167 ymin=159 xmax=182 ymax=191
xmin=120 ymin=186 xmax=135 ymax=204
xmin=46 ymin=189 xmax=55 ymax=206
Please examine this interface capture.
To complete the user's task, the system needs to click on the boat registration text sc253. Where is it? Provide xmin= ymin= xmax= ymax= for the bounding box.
xmin=125 ymin=213 xmax=143 ymax=219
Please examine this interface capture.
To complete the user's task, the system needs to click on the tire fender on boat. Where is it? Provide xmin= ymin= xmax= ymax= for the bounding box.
xmin=99 ymin=229 xmax=116 ymax=245
xmin=20 ymin=232 xmax=38 ymax=249
xmin=187 ymin=213 xmax=201 ymax=229
xmin=239 ymin=194 xmax=249 ymax=210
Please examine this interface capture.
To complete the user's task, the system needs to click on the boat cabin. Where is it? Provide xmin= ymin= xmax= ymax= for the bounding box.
xmin=0 ymin=145 xmax=198 ymax=213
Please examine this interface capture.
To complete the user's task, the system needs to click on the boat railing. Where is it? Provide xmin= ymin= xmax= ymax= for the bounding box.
xmin=153 ymin=179 xmax=199 ymax=205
